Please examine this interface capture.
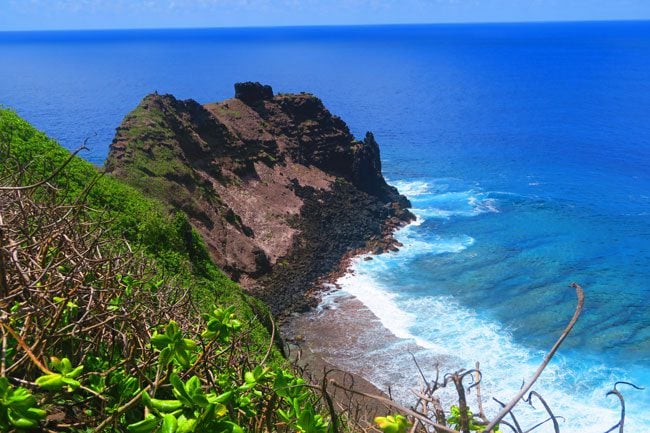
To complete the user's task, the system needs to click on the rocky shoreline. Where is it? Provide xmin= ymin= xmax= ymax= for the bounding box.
xmin=260 ymin=179 xmax=413 ymax=318
xmin=275 ymin=199 xmax=417 ymax=414
xmin=299 ymin=219 xmax=408 ymax=314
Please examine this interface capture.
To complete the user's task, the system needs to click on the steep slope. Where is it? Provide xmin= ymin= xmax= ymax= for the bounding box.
xmin=105 ymin=82 xmax=413 ymax=314
xmin=0 ymin=107 xmax=272 ymax=334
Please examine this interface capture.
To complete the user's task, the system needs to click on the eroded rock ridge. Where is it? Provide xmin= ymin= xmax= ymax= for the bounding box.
xmin=106 ymin=83 xmax=413 ymax=314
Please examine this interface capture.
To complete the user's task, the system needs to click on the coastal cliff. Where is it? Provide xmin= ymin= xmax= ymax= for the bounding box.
xmin=106 ymin=82 xmax=413 ymax=314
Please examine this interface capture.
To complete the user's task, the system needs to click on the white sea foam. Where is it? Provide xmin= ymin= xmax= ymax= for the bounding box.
xmin=336 ymin=231 xmax=475 ymax=339
xmin=330 ymin=178 xmax=649 ymax=432
xmin=396 ymin=232 xmax=475 ymax=257
xmin=391 ymin=179 xmax=431 ymax=197
xmin=336 ymin=265 xmax=647 ymax=432
xmin=336 ymin=270 xmax=417 ymax=341
xmin=393 ymin=179 xmax=500 ymax=220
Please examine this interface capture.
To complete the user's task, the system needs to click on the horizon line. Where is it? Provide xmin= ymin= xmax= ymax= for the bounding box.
xmin=2 ymin=17 xmax=649 ymax=34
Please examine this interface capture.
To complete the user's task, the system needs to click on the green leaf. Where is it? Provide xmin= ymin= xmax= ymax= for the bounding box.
xmin=151 ymin=334 xmax=172 ymax=348
xmin=216 ymin=421 xmax=244 ymax=433
xmin=176 ymin=415 xmax=197 ymax=433
xmin=7 ymin=410 xmax=39 ymax=429
xmin=7 ymin=387 xmax=36 ymax=408
xmin=35 ymin=373 xmax=65 ymax=390
xmin=182 ymin=338 xmax=197 ymax=350
xmin=161 ymin=414 xmax=178 ymax=433
xmin=210 ymin=390 xmax=232 ymax=404
xmin=165 ymin=321 xmax=181 ymax=339
xmin=127 ymin=415 xmax=159 ymax=433
xmin=60 ymin=358 xmax=73 ymax=374
xmin=186 ymin=377 xmax=200 ymax=395
xmin=159 ymin=347 xmax=173 ymax=367
xmin=67 ymin=365 xmax=84 ymax=379
xmin=375 ymin=415 xmax=410 ymax=433
xmin=170 ymin=374 xmax=193 ymax=407
xmin=149 ymin=398 xmax=184 ymax=413
xmin=0 ymin=377 xmax=8 ymax=393
xmin=174 ymin=347 xmax=191 ymax=369
xmin=277 ymin=408 xmax=292 ymax=423
xmin=61 ymin=377 xmax=81 ymax=389
xmin=25 ymin=407 xmax=47 ymax=419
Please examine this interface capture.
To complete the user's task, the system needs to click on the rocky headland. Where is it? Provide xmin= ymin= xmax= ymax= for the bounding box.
xmin=106 ymin=82 xmax=414 ymax=316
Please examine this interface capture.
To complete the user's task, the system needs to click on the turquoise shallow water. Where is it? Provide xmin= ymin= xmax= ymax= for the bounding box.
xmin=333 ymin=177 xmax=650 ymax=431
xmin=1 ymin=21 xmax=649 ymax=430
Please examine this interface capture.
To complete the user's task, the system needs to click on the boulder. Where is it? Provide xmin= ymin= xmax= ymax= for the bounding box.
xmin=234 ymin=82 xmax=274 ymax=105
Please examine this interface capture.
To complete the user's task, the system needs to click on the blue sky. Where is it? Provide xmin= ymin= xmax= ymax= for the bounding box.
xmin=2 ymin=0 xmax=650 ymax=31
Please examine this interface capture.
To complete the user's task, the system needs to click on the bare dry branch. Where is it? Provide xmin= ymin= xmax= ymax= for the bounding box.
xmin=603 ymin=381 xmax=644 ymax=433
xmin=0 ymin=144 xmax=88 ymax=191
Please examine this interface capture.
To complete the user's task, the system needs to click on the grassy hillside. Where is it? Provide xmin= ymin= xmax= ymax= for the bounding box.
xmin=0 ymin=108 xmax=269 ymax=325
xmin=0 ymin=109 xmax=323 ymax=432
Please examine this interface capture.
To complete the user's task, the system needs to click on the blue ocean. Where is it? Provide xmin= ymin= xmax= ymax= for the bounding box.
xmin=1 ymin=21 xmax=649 ymax=431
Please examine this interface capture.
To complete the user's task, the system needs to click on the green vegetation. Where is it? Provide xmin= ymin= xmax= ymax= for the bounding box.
xmin=0 ymin=109 xmax=319 ymax=431
xmin=218 ymin=106 xmax=243 ymax=118
xmin=107 ymin=98 xmax=220 ymax=228
xmin=0 ymin=109 xmax=246 ymax=310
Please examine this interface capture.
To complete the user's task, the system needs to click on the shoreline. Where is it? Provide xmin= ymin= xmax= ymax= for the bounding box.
xmin=299 ymin=210 xmax=413 ymax=311
xmin=278 ymin=211 xmax=420 ymax=410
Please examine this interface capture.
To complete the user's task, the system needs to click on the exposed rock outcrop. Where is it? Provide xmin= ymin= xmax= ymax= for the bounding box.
xmin=235 ymin=82 xmax=274 ymax=105
xmin=105 ymin=83 xmax=414 ymax=314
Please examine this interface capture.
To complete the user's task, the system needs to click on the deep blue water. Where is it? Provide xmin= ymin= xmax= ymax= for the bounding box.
xmin=1 ymin=22 xmax=649 ymax=431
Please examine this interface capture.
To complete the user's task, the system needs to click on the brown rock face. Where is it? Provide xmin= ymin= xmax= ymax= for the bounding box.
xmin=105 ymin=83 xmax=413 ymax=314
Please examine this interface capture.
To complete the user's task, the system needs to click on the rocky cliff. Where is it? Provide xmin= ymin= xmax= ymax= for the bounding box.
xmin=105 ymin=82 xmax=413 ymax=314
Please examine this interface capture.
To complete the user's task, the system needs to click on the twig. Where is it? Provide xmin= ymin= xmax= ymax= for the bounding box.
xmin=523 ymin=391 xmax=559 ymax=433
xmin=93 ymin=385 xmax=151 ymax=433
xmin=493 ymin=398 xmax=522 ymax=433
xmin=475 ymin=362 xmax=487 ymax=422
xmin=410 ymin=351 xmax=431 ymax=391
xmin=261 ymin=310 xmax=276 ymax=366
xmin=329 ymin=379 xmax=461 ymax=433
xmin=0 ymin=321 xmax=52 ymax=374
xmin=0 ymin=145 xmax=88 ymax=191
xmin=603 ymin=381 xmax=644 ymax=433
xmin=322 ymin=370 xmax=340 ymax=433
